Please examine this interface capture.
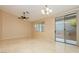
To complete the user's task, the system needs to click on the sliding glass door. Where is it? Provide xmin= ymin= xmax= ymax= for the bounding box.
xmin=64 ymin=13 xmax=77 ymax=45
xmin=55 ymin=17 xmax=64 ymax=42
xmin=55 ymin=13 xmax=77 ymax=45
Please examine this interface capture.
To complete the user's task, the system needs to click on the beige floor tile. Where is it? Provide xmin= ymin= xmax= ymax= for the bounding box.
xmin=0 ymin=38 xmax=79 ymax=53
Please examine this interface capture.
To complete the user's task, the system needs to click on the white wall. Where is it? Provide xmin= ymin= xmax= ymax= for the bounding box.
xmin=32 ymin=16 xmax=55 ymax=42
xmin=0 ymin=10 xmax=2 ymax=39
xmin=0 ymin=10 xmax=33 ymax=40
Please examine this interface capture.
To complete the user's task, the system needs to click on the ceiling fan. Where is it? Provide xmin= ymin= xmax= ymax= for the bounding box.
xmin=18 ymin=11 xmax=30 ymax=20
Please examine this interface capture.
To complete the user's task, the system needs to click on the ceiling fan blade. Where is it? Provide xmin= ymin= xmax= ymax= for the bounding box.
xmin=18 ymin=17 xmax=21 ymax=19
xmin=23 ymin=12 xmax=26 ymax=17
xmin=26 ymin=11 xmax=30 ymax=14
xmin=26 ymin=17 xmax=29 ymax=19
xmin=18 ymin=16 xmax=23 ymax=19
xmin=18 ymin=11 xmax=30 ymax=20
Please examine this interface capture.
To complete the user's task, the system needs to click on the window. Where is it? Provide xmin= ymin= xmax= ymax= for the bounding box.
xmin=34 ymin=22 xmax=44 ymax=32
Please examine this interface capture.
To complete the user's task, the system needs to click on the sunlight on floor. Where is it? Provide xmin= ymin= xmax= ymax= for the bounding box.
xmin=56 ymin=38 xmax=77 ymax=45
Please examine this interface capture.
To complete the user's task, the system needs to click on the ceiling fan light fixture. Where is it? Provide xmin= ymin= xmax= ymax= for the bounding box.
xmin=41 ymin=9 xmax=45 ymax=14
xmin=46 ymin=12 xmax=49 ymax=15
xmin=41 ymin=5 xmax=52 ymax=15
xmin=49 ymin=9 xmax=52 ymax=13
xmin=46 ymin=7 xmax=49 ymax=11
xmin=18 ymin=11 xmax=30 ymax=20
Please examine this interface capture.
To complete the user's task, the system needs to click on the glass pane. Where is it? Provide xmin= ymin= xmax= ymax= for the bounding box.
xmin=56 ymin=17 xmax=64 ymax=42
xmin=34 ymin=23 xmax=44 ymax=32
xmin=65 ymin=14 xmax=77 ymax=45
xmin=40 ymin=24 xmax=43 ymax=32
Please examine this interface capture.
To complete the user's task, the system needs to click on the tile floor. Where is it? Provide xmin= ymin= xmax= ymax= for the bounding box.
xmin=0 ymin=38 xmax=79 ymax=53
xmin=56 ymin=38 xmax=77 ymax=45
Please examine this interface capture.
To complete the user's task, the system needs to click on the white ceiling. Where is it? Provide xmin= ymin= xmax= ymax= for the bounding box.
xmin=0 ymin=5 xmax=79 ymax=21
